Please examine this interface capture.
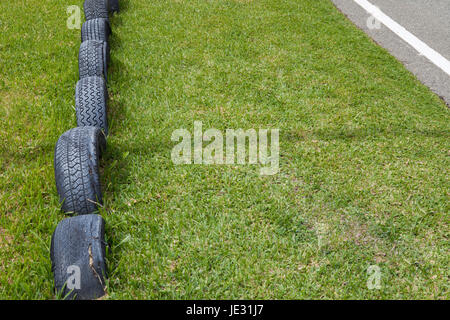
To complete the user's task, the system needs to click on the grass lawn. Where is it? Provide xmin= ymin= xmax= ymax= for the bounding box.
xmin=0 ymin=0 xmax=448 ymax=299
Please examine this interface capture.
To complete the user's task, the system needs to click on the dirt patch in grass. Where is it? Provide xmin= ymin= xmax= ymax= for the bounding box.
xmin=0 ymin=227 xmax=12 ymax=248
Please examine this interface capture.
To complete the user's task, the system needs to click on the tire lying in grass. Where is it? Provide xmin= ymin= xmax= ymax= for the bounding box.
xmin=75 ymin=76 xmax=109 ymax=135
xmin=79 ymin=40 xmax=109 ymax=82
xmin=81 ymin=18 xmax=111 ymax=43
xmin=108 ymin=0 xmax=119 ymax=13
xmin=54 ymin=126 xmax=106 ymax=215
xmin=83 ymin=0 xmax=109 ymax=21
xmin=51 ymin=214 xmax=107 ymax=300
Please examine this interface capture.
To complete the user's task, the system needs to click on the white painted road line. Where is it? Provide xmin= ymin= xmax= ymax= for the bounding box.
xmin=353 ymin=0 xmax=450 ymax=77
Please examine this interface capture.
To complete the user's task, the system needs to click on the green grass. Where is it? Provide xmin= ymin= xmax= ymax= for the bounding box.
xmin=0 ymin=0 xmax=449 ymax=299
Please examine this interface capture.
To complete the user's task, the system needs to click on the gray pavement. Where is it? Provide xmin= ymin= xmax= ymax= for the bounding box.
xmin=331 ymin=0 xmax=450 ymax=106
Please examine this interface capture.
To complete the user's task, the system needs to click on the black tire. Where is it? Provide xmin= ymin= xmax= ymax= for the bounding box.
xmin=79 ymin=40 xmax=109 ymax=82
xmin=109 ymin=0 xmax=119 ymax=13
xmin=54 ymin=127 xmax=106 ymax=215
xmin=75 ymin=76 xmax=109 ymax=135
xmin=50 ymin=214 xmax=107 ymax=300
xmin=83 ymin=0 xmax=109 ymax=21
xmin=81 ymin=18 xmax=111 ymax=43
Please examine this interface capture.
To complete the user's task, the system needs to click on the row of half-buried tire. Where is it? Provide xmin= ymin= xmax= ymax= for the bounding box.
xmin=50 ymin=0 xmax=119 ymax=300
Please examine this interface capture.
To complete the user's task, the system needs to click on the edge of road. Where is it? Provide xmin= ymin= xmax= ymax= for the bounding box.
xmin=331 ymin=0 xmax=450 ymax=107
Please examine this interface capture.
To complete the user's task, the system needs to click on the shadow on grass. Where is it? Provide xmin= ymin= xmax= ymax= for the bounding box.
xmin=284 ymin=126 xmax=450 ymax=143
xmin=319 ymin=127 xmax=449 ymax=141
xmin=101 ymin=0 xmax=134 ymax=297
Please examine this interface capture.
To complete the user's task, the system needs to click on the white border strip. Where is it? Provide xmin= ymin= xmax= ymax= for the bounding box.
xmin=354 ymin=0 xmax=450 ymax=76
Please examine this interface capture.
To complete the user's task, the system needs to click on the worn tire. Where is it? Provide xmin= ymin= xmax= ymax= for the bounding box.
xmin=54 ymin=127 xmax=106 ymax=215
xmin=81 ymin=18 xmax=111 ymax=43
xmin=79 ymin=40 xmax=109 ymax=82
xmin=83 ymin=0 xmax=109 ymax=21
xmin=51 ymin=214 xmax=107 ymax=300
xmin=75 ymin=76 xmax=108 ymax=135
xmin=109 ymin=0 xmax=119 ymax=13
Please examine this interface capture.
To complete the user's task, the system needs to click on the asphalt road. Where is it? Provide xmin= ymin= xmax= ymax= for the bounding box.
xmin=331 ymin=0 xmax=450 ymax=106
